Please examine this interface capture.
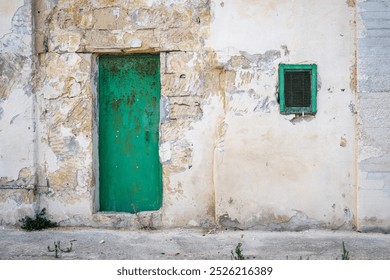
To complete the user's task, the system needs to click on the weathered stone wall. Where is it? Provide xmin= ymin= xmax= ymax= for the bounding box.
xmin=32 ymin=0 xmax=215 ymax=227
xmin=0 ymin=1 xmax=36 ymax=224
xmin=357 ymin=0 xmax=390 ymax=232
xmin=2 ymin=0 xmax=389 ymax=232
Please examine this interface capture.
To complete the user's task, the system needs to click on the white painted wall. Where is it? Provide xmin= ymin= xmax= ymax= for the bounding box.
xmin=0 ymin=0 xmax=36 ymax=223
xmin=208 ymin=0 xmax=357 ymax=229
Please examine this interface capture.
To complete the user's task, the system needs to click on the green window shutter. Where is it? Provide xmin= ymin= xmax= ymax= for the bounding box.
xmin=279 ymin=64 xmax=317 ymax=114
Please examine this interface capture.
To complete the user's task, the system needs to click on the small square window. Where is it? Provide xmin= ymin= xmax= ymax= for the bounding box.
xmin=278 ymin=64 xmax=317 ymax=114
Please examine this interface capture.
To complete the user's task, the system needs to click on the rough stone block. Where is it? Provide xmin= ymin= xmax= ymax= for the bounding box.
xmin=49 ymin=31 xmax=82 ymax=53
xmin=83 ymin=29 xmax=118 ymax=50
xmin=93 ymin=7 xmax=126 ymax=30
xmin=169 ymin=96 xmax=203 ymax=120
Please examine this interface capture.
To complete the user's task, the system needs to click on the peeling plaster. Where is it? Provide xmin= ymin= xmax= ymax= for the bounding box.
xmin=346 ymin=0 xmax=355 ymax=8
xmin=159 ymin=142 xmax=172 ymax=164
xmin=0 ymin=1 xmax=24 ymax=38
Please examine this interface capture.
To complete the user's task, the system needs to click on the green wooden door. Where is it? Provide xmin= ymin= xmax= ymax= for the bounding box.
xmin=98 ymin=54 xmax=162 ymax=213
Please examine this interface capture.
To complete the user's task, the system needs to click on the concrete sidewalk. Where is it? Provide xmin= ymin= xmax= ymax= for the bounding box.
xmin=0 ymin=227 xmax=389 ymax=260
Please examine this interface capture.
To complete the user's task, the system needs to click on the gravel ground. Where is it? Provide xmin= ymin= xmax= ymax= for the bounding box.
xmin=0 ymin=226 xmax=389 ymax=260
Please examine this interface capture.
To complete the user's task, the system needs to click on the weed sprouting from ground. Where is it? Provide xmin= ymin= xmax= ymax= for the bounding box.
xmin=231 ymin=242 xmax=245 ymax=260
xmin=20 ymin=208 xmax=57 ymax=231
xmin=48 ymin=240 xmax=74 ymax=258
xmin=131 ymin=203 xmax=155 ymax=230
xmin=341 ymin=241 xmax=350 ymax=260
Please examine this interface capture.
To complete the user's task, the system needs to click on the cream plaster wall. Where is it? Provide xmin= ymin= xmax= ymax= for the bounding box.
xmin=208 ymin=0 xmax=357 ymax=229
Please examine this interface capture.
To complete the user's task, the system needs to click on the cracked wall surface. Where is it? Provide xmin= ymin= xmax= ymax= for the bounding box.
xmin=0 ymin=0 xmax=389 ymax=232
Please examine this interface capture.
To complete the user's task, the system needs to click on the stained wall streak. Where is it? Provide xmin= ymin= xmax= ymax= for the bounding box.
xmin=357 ymin=0 xmax=390 ymax=232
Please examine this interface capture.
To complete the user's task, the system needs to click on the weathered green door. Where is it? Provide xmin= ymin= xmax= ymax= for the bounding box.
xmin=98 ymin=54 xmax=162 ymax=213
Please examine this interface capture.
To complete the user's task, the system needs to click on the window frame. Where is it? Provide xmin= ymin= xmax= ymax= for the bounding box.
xmin=278 ymin=64 xmax=317 ymax=114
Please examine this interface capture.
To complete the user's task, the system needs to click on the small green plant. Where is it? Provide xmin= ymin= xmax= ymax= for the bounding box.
xmin=20 ymin=208 xmax=57 ymax=231
xmin=341 ymin=241 xmax=350 ymax=260
xmin=231 ymin=242 xmax=245 ymax=260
